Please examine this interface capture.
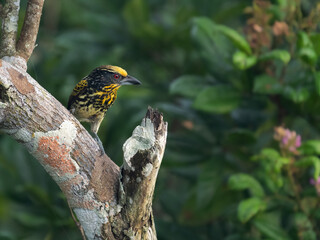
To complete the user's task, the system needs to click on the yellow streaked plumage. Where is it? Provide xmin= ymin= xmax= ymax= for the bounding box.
xmin=70 ymin=79 xmax=87 ymax=96
xmin=67 ymin=65 xmax=141 ymax=155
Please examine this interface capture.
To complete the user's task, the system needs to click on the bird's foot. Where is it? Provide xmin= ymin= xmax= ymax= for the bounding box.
xmin=92 ymin=133 xmax=105 ymax=156
xmin=97 ymin=143 xmax=105 ymax=156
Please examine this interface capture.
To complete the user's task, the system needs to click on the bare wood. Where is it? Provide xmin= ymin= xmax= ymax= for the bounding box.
xmin=0 ymin=0 xmax=20 ymax=57
xmin=16 ymin=0 xmax=44 ymax=61
xmin=119 ymin=108 xmax=167 ymax=239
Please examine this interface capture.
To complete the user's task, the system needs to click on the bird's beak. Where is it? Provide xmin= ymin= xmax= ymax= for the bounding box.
xmin=120 ymin=75 xmax=141 ymax=86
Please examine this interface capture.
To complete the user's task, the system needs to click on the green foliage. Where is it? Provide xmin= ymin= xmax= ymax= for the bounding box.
xmin=297 ymin=32 xmax=318 ymax=65
xmin=299 ymin=140 xmax=320 ymax=155
xmin=294 ymin=213 xmax=317 ymax=240
xmin=170 ymin=75 xmax=208 ymax=98
xmin=295 ymin=156 xmax=320 ymax=180
xmin=233 ymin=51 xmax=257 ymax=70
xmin=314 ymin=71 xmax=320 ymax=95
xmin=258 ymin=50 xmax=291 ymax=65
xmin=253 ymin=213 xmax=290 ymax=240
xmin=253 ymin=75 xmax=283 ymax=94
xmin=228 ymin=173 xmax=265 ymax=198
xmin=2 ymin=0 xmax=320 ymax=239
xmin=193 ymin=85 xmax=241 ymax=113
xmin=214 ymin=24 xmax=252 ymax=55
xmin=237 ymin=197 xmax=266 ymax=223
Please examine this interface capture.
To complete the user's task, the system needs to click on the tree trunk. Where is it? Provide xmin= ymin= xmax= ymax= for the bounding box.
xmin=0 ymin=1 xmax=167 ymax=239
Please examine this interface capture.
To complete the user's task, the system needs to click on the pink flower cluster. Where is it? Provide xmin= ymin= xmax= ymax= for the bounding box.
xmin=274 ymin=127 xmax=301 ymax=154
xmin=310 ymin=177 xmax=320 ymax=185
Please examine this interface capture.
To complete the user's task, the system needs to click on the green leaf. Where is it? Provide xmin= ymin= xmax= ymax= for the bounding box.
xmin=193 ymin=85 xmax=240 ymax=114
xmin=237 ymin=197 xmax=266 ymax=223
xmin=0 ymin=196 xmax=9 ymax=218
xmin=196 ymin=161 xmax=223 ymax=209
xmin=253 ymin=75 xmax=282 ymax=94
xmin=310 ymin=33 xmax=320 ymax=55
xmin=123 ymin=0 xmax=163 ymax=41
xmin=278 ymin=157 xmax=290 ymax=165
xmin=191 ymin=17 xmax=234 ymax=73
xmin=252 ymin=149 xmax=287 ymax=191
xmin=314 ymin=72 xmax=320 ymax=96
xmin=295 ymin=156 xmax=320 ymax=180
xmin=232 ymin=51 xmax=257 ymax=70
xmin=0 ymin=231 xmax=15 ymax=240
xmin=15 ymin=213 xmax=48 ymax=227
xmin=299 ymin=140 xmax=320 ymax=155
xmin=257 ymin=148 xmax=289 ymax=167
xmin=296 ymin=32 xmax=318 ymax=65
xmin=170 ymin=75 xmax=208 ymax=98
xmin=300 ymin=140 xmax=320 ymax=154
xmin=192 ymin=17 xmax=215 ymax=40
xmin=260 ymin=148 xmax=281 ymax=159
xmin=253 ymin=214 xmax=290 ymax=240
xmin=297 ymin=32 xmax=314 ymax=49
xmin=228 ymin=173 xmax=265 ymax=197
xmin=294 ymin=213 xmax=316 ymax=240
xmin=298 ymin=47 xmax=318 ymax=66
xmin=283 ymin=87 xmax=310 ymax=103
xmin=224 ymin=129 xmax=256 ymax=145
xmin=259 ymin=50 xmax=291 ymax=64
xmin=215 ymin=25 xmax=252 ymax=55
xmin=301 ymin=197 xmax=318 ymax=215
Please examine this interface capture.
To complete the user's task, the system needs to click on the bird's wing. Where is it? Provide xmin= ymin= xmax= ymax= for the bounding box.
xmin=67 ymin=79 xmax=88 ymax=109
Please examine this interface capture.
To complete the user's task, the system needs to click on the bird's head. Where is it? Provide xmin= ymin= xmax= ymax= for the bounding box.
xmin=88 ymin=65 xmax=141 ymax=87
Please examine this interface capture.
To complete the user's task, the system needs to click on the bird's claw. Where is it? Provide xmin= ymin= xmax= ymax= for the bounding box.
xmin=92 ymin=133 xmax=105 ymax=156
xmin=99 ymin=146 xmax=105 ymax=156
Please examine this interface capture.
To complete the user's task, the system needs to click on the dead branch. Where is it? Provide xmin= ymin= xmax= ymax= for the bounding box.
xmin=0 ymin=0 xmax=20 ymax=57
xmin=16 ymin=0 xmax=44 ymax=61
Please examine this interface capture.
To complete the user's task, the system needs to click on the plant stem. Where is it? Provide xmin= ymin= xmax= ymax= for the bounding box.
xmin=287 ymin=159 xmax=302 ymax=210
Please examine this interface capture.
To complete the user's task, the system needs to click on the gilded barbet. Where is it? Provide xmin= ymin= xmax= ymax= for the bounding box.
xmin=67 ymin=65 xmax=141 ymax=155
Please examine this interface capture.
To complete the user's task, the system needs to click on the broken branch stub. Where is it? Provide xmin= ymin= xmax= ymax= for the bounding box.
xmin=120 ymin=107 xmax=167 ymax=239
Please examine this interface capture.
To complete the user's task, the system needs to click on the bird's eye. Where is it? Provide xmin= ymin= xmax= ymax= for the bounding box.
xmin=113 ymin=74 xmax=120 ymax=79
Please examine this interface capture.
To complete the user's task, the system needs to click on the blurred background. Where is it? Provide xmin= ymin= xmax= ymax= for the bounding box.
xmin=1 ymin=0 xmax=320 ymax=239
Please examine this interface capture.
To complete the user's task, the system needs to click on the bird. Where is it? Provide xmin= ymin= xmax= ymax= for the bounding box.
xmin=67 ymin=65 xmax=141 ymax=155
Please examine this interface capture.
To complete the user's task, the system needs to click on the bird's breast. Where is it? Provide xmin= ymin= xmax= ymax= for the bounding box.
xmin=92 ymin=84 xmax=120 ymax=110
xmin=69 ymin=84 xmax=120 ymax=123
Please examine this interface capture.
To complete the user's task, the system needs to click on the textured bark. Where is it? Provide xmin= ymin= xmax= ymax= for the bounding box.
xmin=16 ymin=0 xmax=44 ymax=61
xmin=0 ymin=0 xmax=44 ymax=60
xmin=0 ymin=0 xmax=20 ymax=57
xmin=119 ymin=109 xmax=166 ymax=239
xmin=0 ymin=1 xmax=167 ymax=239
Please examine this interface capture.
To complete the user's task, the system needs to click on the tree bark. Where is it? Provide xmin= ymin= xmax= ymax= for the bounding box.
xmin=0 ymin=0 xmax=20 ymax=57
xmin=0 ymin=1 xmax=167 ymax=239
xmin=16 ymin=0 xmax=45 ymax=61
